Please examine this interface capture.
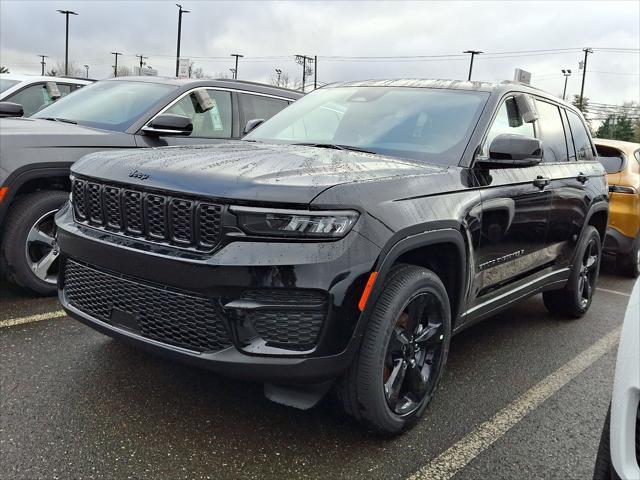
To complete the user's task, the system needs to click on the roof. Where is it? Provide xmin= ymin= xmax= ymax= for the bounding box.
xmin=106 ymin=76 xmax=303 ymax=99
xmin=0 ymin=73 xmax=93 ymax=84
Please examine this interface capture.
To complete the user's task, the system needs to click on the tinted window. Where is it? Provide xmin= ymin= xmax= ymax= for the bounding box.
xmin=485 ymin=97 xmax=535 ymax=151
xmin=535 ymin=100 xmax=568 ymax=162
xmin=6 ymin=83 xmax=72 ymax=116
xmin=566 ymin=110 xmax=594 ymax=161
xmin=247 ymin=87 xmax=489 ymax=165
xmin=34 ymin=80 xmax=176 ymax=132
xmin=562 ymin=110 xmax=577 ymax=160
xmin=0 ymin=78 xmax=20 ymax=94
xmin=239 ymin=94 xmax=289 ymax=125
xmin=598 ymin=156 xmax=625 ymax=174
xmin=165 ymin=89 xmax=232 ymax=138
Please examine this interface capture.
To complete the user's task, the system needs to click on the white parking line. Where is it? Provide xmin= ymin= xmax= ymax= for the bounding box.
xmin=597 ymin=287 xmax=631 ymax=297
xmin=407 ymin=326 xmax=621 ymax=480
xmin=0 ymin=310 xmax=66 ymax=329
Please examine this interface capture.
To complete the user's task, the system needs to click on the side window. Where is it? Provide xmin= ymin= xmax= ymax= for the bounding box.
xmin=562 ymin=110 xmax=577 ymax=160
xmin=238 ymin=93 xmax=289 ymax=125
xmin=635 ymin=150 xmax=640 ymax=166
xmin=56 ymin=84 xmax=73 ymax=97
xmin=566 ymin=110 xmax=595 ymax=161
xmin=6 ymin=83 xmax=52 ymax=116
xmin=535 ymin=100 xmax=569 ymax=162
xmin=165 ymin=89 xmax=232 ymax=138
xmin=484 ymin=97 xmax=535 ymax=151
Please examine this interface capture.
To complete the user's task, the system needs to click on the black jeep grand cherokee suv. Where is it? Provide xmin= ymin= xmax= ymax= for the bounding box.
xmin=55 ymin=79 xmax=608 ymax=434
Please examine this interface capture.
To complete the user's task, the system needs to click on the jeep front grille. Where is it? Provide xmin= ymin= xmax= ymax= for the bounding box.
xmin=63 ymin=259 xmax=233 ymax=353
xmin=71 ymin=178 xmax=223 ymax=251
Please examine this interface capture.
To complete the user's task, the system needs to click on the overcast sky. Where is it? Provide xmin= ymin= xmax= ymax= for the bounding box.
xmin=1 ymin=0 xmax=638 ymax=106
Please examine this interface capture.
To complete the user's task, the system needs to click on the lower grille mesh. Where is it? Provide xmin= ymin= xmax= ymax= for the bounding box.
xmin=63 ymin=259 xmax=232 ymax=353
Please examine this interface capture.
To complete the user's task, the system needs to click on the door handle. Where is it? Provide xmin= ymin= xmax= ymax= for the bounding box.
xmin=577 ymin=173 xmax=589 ymax=184
xmin=533 ymin=176 xmax=550 ymax=190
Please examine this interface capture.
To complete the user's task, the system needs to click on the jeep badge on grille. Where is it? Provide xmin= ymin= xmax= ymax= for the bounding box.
xmin=129 ymin=170 xmax=149 ymax=180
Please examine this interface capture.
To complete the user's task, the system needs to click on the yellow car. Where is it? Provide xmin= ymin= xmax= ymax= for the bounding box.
xmin=595 ymin=138 xmax=640 ymax=277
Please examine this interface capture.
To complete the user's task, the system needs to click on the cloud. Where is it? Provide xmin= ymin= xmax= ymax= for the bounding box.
xmin=0 ymin=0 xmax=638 ymax=104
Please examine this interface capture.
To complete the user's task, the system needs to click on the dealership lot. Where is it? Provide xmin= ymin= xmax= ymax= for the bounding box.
xmin=0 ymin=258 xmax=633 ymax=480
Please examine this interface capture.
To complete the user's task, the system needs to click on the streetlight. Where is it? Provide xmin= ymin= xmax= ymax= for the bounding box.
xmin=57 ymin=10 xmax=78 ymax=76
xmin=463 ymin=50 xmax=482 ymax=81
xmin=230 ymin=53 xmax=243 ymax=79
xmin=38 ymin=55 xmax=48 ymax=75
xmin=84 ymin=64 xmax=89 ymax=78
xmin=561 ymin=69 xmax=572 ymax=101
xmin=229 ymin=68 xmax=236 ymax=79
xmin=275 ymin=68 xmax=282 ymax=86
xmin=175 ymin=4 xmax=190 ymax=77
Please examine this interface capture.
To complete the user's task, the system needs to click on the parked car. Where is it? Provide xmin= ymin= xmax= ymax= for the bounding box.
xmin=595 ymin=138 xmax=640 ymax=277
xmin=56 ymin=79 xmax=608 ymax=435
xmin=0 ymin=77 xmax=302 ymax=294
xmin=0 ymin=74 xmax=92 ymax=117
xmin=593 ymin=277 xmax=639 ymax=480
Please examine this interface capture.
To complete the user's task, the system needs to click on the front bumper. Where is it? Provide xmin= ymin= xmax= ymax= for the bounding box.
xmin=56 ymin=204 xmax=381 ymax=384
xmin=604 ymin=226 xmax=636 ymax=255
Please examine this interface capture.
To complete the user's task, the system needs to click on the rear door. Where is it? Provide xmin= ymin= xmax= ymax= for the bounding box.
xmin=543 ymin=102 xmax=597 ymax=269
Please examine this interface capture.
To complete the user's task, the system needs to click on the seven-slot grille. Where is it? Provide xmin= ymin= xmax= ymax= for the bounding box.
xmin=71 ymin=178 xmax=223 ymax=251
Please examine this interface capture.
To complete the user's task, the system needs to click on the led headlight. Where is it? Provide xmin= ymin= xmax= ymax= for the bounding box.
xmin=230 ymin=206 xmax=359 ymax=238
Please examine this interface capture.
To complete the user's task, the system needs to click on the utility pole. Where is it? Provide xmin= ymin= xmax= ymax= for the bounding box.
xmin=111 ymin=52 xmax=122 ymax=77
xmin=463 ymin=50 xmax=482 ymax=81
xmin=175 ymin=4 xmax=190 ymax=77
xmin=136 ymin=54 xmax=148 ymax=73
xmin=295 ymin=55 xmax=314 ymax=92
xmin=275 ymin=68 xmax=282 ymax=86
xmin=38 ymin=55 xmax=48 ymax=75
xmin=84 ymin=64 xmax=89 ymax=78
xmin=578 ymin=48 xmax=593 ymax=111
xmin=230 ymin=53 xmax=243 ymax=79
xmin=561 ymin=69 xmax=572 ymax=100
xmin=57 ymin=10 xmax=78 ymax=76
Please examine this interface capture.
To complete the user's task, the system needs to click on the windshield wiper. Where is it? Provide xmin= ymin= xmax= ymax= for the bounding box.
xmin=40 ymin=117 xmax=78 ymax=124
xmin=292 ymin=143 xmax=377 ymax=155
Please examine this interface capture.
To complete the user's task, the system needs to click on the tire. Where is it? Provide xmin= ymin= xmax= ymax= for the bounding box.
xmin=0 ymin=190 xmax=69 ymax=295
xmin=593 ymin=405 xmax=618 ymax=480
xmin=615 ymin=235 xmax=640 ymax=278
xmin=339 ymin=264 xmax=452 ymax=435
xmin=543 ymin=226 xmax=601 ymax=319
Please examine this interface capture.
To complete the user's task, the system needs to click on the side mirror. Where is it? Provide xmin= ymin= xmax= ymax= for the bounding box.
xmin=243 ymin=118 xmax=265 ymax=135
xmin=477 ymin=134 xmax=543 ymax=169
xmin=142 ymin=113 xmax=193 ymax=137
xmin=0 ymin=102 xmax=24 ymax=118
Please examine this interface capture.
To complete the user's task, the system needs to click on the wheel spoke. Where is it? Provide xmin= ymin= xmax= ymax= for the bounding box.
xmin=32 ymin=249 xmax=59 ymax=280
xmin=406 ymin=361 xmax=430 ymax=397
xmin=585 ymin=254 xmax=598 ymax=271
xmin=27 ymin=227 xmax=54 ymax=246
xmin=384 ymin=359 xmax=407 ymax=408
xmin=414 ymin=323 xmax=443 ymax=347
xmin=389 ymin=327 xmax=411 ymax=356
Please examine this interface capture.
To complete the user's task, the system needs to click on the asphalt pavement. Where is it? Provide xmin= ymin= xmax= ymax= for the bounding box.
xmin=0 ymin=258 xmax=635 ymax=480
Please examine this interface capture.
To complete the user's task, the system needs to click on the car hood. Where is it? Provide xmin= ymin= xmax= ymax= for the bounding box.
xmin=0 ymin=117 xmax=127 ymax=148
xmin=72 ymin=142 xmax=446 ymax=204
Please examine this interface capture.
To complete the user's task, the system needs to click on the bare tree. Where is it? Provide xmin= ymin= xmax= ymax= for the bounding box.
xmin=114 ymin=65 xmax=133 ymax=77
xmin=47 ymin=60 xmax=84 ymax=77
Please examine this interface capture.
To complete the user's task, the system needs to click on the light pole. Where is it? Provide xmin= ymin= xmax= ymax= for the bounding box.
xmin=84 ymin=64 xmax=89 ymax=78
xmin=111 ymin=52 xmax=122 ymax=77
xmin=561 ymin=69 xmax=572 ymax=100
xmin=230 ymin=54 xmax=243 ymax=79
xmin=463 ymin=50 xmax=482 ymax=81
xmin=136 ymin=54 xmax=148 ymax=73
xmin=229 ymin=68 xmax=236 ymax=79
xmin=578 ymin=48 xmax=593 ymax=111
xmin=57 ymin=10 xmax=78 ymax=76
xmin=38 ymin=55 xmax=48 ymax=75
xmin=175 ymin=4 xmax=190 ymax=77
xmin=275 ymin=68 xmax=282 ymax=86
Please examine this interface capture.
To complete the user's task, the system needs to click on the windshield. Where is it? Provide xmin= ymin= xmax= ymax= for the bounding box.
xmin=33 ymin=80 xmax=176 ymax=132
xmin=246 ymin=86 xmax=489 ymax=165
xmin=0 ymin=78 xmax=20 ymax=94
